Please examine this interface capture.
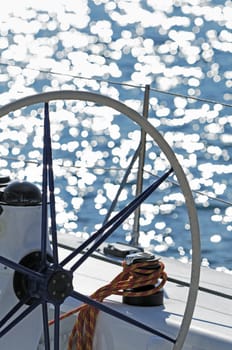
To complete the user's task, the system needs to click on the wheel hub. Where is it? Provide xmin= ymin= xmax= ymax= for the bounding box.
xmin=47 ymin=269 xmax=73 ymax=303
xmin=13 ymin=251 xmax=73 ymax=305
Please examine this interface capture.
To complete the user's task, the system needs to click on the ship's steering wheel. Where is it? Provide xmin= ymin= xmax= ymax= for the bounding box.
xmin=0 ymin=90 xmax=200 ymax=350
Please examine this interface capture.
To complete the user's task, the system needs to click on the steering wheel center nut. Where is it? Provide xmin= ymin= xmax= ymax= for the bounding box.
xmin=47 ymin=269 xmax=73 ymax=303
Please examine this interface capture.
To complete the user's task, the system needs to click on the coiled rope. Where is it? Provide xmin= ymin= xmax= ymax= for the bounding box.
xmin=56 ymin=258 xmax=167 ymax=350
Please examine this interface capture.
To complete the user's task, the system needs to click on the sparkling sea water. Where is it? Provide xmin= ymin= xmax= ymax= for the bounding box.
xmin=0 ymin=0 xmax=232 ymax=272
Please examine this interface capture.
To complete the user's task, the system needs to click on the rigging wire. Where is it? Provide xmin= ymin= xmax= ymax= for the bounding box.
xmin=0 ymin=60 xmax=232 ymax=108
xmin=1 ymin=154 xmax=232 ymax=208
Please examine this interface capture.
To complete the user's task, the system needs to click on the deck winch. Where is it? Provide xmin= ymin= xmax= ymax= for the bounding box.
xmin=103 ymin=243 xmax=166 ymax=306
xmin=123 ymin=251 xmax=166 ymax=306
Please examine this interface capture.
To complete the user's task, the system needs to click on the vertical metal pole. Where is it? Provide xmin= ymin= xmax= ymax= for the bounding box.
xmin=41 ymin=103 xmax=49 ymax=265
xmin=131 ymin=85 xmax=150 ymax=245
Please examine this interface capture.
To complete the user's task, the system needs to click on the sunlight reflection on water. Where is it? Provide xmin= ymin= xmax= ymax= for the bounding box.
xmin=0 ymin=0 xmax=231 ymax=271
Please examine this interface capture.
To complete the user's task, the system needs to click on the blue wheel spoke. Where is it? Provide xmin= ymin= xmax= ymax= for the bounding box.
xmin=42 ymin=102 xmax=58 ymax=265
xmin=41 ymin=103 xmax=49 ymax=265
xmin=45 ymin=102 xmax=58 ymax=264
xmin=60 ymin=168 xmax=173 ymax=271
xmin=53 ymin=304 xmax=60 ymax=350
xmin=71 ymin=290 xmax=175 ymax=344
xmin=42 ymin=302 xmax=50 ymax=350
xmin=0 ymin=256 xmax=44 ymax=281
xmin=0 ymin=300 xmax=41 ymax=338
xmin=0 ymin=296 xmax=31 ymax=329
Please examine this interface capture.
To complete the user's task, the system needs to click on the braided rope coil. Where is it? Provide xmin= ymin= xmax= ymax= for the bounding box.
xmin=67 ymin=259 xmax=167 ymax=350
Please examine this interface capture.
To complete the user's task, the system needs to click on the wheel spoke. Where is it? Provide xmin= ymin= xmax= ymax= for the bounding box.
xmin=60 ymin=168 xmax=173 ymax=271
xmin=0 ymin=300 xmax=41 ymax=338
xmin=42 ymin=302 xmax=50 ymax=350
xmin=41 ymin=103 xmax=49 ymax=265
xmin=53 ymin=304 xmax=60 ymax=350
xmin=0 ymin=296 xmax=31 ymax=329
xmin=71 ymin=290 xmax=175 ymax=344
xmin=41 ymin=102 xmax=58 ymax=265
xmin=0 ymin=256 xmax=44 ymax=281
xmin=103 ymin=142 xmax=142 ymax=225
xmin=45 ymin=102 xmax=59 ymax=264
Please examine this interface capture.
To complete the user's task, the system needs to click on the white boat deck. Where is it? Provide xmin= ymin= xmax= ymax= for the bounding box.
xmin=47 ymin=244 xmax=232 ymax=350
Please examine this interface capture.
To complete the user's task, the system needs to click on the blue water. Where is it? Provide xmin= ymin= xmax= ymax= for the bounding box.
xmin=0 ymin=0 xmax=232 ymax=271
